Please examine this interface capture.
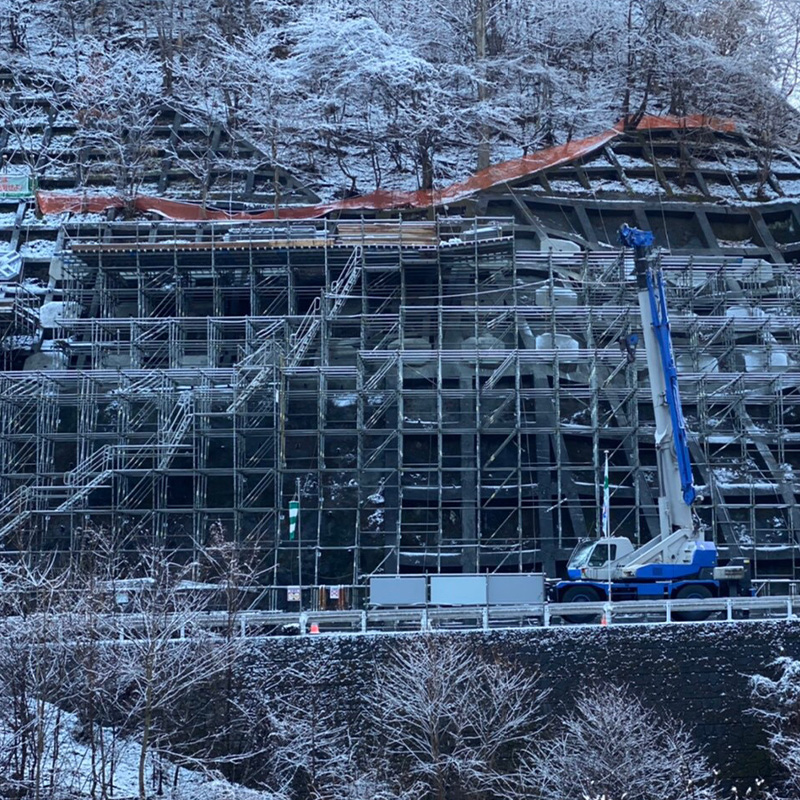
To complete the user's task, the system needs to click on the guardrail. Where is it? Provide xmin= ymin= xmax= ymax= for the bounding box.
xmin=288 ymin=596 xmax=798 ymax=635
xmin=47 ymin=596 xmax=796 ymax=641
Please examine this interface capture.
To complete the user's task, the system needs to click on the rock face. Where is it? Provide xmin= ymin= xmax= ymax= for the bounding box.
xmin=246 ymin=620 xmax=800 ymax=782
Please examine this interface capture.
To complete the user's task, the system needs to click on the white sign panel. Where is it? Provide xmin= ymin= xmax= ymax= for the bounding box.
xmin=430 ymin=575 xmax=488 ymax=606
xmin=369 ymin=576 xmax=427 ymax=606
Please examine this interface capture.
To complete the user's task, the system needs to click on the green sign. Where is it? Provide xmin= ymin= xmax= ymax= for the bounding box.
xmin=0 ymin=172 xmax=34 ymax=198
xmin=289 ymin=500 xmax=299 ymax=540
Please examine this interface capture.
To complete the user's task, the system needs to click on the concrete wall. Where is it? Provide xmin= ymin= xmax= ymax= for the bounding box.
xmin=247 ymin=620 xmax=800 ymax=783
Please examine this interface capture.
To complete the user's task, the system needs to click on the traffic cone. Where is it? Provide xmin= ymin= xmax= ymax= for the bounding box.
xmin=309 ymin=622 xmax=320 ymax=635
xmin=600 ymin=613 xmax=607 ymax=627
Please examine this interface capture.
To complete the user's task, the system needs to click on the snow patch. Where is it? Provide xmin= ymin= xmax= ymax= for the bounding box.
xmin=0 ymin=700 xmax=279 ymax=800
xmin=332 ymin=393 xmax=358 ymax=408
xmin=19 ymin=238 xmax=57 ymax=259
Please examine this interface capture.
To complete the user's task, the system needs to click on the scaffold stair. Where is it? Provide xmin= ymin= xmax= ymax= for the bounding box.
xmin=482 ymin=350 xmax=517 ymax=392
xmin=0 ymin=396 xmax=195 ymax=535
xmin=327 ymin=246 xmax=362 ymax=319
xmin=228 ymin=247 xmax=361 ymax=413
xmin=364 ymin=352 xmax=399 ymax=392
xmin=157 ymin=394 xmax=194 ymax=471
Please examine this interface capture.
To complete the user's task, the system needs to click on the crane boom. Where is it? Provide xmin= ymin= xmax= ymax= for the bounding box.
xmin=619 ymin=224 xmax=698 ymax=536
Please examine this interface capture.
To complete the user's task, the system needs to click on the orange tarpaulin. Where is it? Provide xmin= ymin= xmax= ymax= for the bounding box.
xmin=36 ymin=192 xmax=125 ymax=215
xmin=36 ymin=114 xmax=735 ymax=221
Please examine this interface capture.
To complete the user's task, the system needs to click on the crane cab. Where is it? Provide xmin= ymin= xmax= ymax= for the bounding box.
xmin=566 ymin=537 xmax=635 ymax=580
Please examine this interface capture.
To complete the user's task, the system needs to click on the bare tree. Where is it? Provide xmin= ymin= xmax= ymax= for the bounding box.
xmin=0 ymin=534 xmax=273 ymax=800
xmin=0 ymin=558 xmax=83 ymax=800
xmin=364 ymin=634 xmax=546 ymax=800
xmin=166 ymin=54 xmax=244 ymax=213
xmin=751 ymin=657 xmax=800 ymax=799
xmin=0 ymin=0 xmax=54 ymax=51
xmin=66 ymin=524 xmax=141 ymax=800
xmin=64 ymin=40 xmax=162 ymax=209
xmin=522 ymin=684 xmax=716 ymax=800
xmin=0 ymin=78 xmax=69 ymax=187
xmin=102 ymin=548 xmax=241 ymax=800
xmin=227 ymin=653 xmax=356 ymax=799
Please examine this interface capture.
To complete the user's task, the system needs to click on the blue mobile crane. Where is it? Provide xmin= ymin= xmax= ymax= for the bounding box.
xmin=552 ymin=226 xmax=748 ymax=619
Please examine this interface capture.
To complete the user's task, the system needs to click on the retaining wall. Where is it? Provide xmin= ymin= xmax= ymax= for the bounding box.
xmin=246 ymin=619 xmax=800 ymax=782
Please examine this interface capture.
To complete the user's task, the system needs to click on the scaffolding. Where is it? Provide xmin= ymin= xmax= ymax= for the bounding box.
xmin=1 ymin=217 xmax=800 ymax=600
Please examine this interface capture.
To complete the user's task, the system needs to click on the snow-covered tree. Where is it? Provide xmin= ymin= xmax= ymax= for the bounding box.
xmin=521 ymin=683 xmax=716 ymax=800
xmin=104 ymin=549 xmax=240 ymax=800
xmin=763 ymin=0 xmax=800 ymax=105
xmin=0 ymin=558 xmax=83 ymax=800
xmin=226 ymin=655 xmax=347 ymax=795
xmin=751 ymin=657 xmax=800 ymax=799
xmin=217 ymin=24 xmax=304 ymax=208
xmin=63 ymin=41 xmax=162 ymax=206
xmin=0 ymin=0 xmax=54 ymax=51
xmin=364 ymin=634 xmax=546 ymax=800
xmin=0 ymin=83 xmax=65 ymax=184
xmin=1 ymin=0 xmax=796 ymax=200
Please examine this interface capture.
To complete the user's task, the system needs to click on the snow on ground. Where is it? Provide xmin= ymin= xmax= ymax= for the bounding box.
xmin=590 ymin=178 xmax=627 ymax=193
xmin=723 ymin=155 xmax=760 ymax=173
xmin=547 ymin=179 xmax=590 ymax=195
xmin=778 ymin=178 xmax=800 ymax=196
xmin=68 ymin=213 xmax=113 ymax=225
xmin=613 ymin=153 xmax=652 ymax=169
xmin=23 ymin=210 xmax=70 ymax=228
xmin=625 ymin=177 xmax=667 ymax=195
xmin=0 ymin=212 xmax=21 ymax=226
xmin=705 ymin=181 xmax=743 ymax=201
xmin=771 ymin=160 xmax=800 ymax=175
xmin=0 ymin=700 xmax=277 ymax=800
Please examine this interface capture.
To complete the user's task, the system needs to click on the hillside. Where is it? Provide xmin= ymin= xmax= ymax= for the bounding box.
xmin=1 ymin=0 xmax=799 ymax=203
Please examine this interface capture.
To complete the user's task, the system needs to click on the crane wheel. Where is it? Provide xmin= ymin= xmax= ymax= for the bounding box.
xmin=672 ymin=584 xmax=713 ymax=622
xmin=561 ymin=585 xmax=602 ymax=625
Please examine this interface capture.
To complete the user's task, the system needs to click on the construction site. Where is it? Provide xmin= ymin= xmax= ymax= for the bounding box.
xmin=3 ymin=112 xmax=800 ymax=606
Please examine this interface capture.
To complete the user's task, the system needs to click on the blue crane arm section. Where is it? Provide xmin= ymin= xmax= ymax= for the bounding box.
xmin=646 ymin=267 xmax=698 ymax=507
xmin=618 ymin=224 xmax=698 ymax=508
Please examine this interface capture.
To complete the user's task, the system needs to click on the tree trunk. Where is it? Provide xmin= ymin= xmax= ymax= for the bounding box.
xmin=138 ymin=655 xmax=154 ymax=800
xmin=476 ymin=0 xmax=490 ymax=171
xmin=272 ymin=138 xmax=281 ymax=219
xmin=420 ymin=145 xmax=434 ymax=191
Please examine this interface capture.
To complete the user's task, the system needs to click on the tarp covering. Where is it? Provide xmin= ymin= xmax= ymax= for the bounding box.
xmin=37 ymin=192 xmax=125 ymax=215
xmin=36 ymin=114 xmax=736 ymax=221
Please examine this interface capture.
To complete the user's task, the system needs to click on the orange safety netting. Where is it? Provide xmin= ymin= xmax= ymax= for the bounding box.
xmin=36 ymin=114 xmax=735 ymax=221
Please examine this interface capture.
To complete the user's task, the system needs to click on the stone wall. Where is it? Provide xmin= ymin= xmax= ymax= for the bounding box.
xmin=245 ymin=619 xmax=800 ymax=783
